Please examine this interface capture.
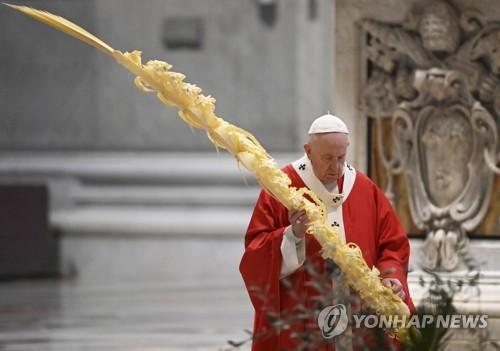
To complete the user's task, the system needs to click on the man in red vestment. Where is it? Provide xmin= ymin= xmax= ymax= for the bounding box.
xmin=239 ymin=114 xmax=415 ymax=351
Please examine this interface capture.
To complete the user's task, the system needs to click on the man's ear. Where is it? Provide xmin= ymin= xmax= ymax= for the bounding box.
xmin=304 ymin=143 xmax=311 ymax=159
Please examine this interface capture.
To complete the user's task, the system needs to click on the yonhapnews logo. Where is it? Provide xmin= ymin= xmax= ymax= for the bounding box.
xmin=317 ymin=304 xmax=349 ymax=339
xmin=318 ymin=304 xmax=488 ymax=339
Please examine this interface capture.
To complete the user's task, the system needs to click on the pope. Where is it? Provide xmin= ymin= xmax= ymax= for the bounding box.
xmin=240 ymin=114 xmax=415 ymax=351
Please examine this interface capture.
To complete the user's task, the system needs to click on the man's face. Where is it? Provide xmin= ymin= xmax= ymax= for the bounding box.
xmin=419 ymin=3 xmax=459 ymax=54
xmin=304 ymin=133 xmax=349 ymax=183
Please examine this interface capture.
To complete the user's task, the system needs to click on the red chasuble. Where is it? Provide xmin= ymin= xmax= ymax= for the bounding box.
xmin=239 ymin=159 xmax=415 ymax=351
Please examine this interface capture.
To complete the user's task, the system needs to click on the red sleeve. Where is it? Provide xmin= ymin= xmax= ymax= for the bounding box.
xmin=239 ymin=188 xmax=289 ymax=346
xmin=375 ymin=188 xmax=416 ymax=313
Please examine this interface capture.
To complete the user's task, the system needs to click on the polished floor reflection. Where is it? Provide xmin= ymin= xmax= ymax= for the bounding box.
xmin=0 ymin=280 xmax=252 ymax=351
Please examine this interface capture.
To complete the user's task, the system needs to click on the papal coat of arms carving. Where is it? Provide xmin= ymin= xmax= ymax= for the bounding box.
xmin=361 ymin=0 xmax=500 ymax=271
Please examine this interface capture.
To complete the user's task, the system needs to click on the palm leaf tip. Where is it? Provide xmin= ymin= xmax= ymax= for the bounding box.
xmin=2 ymin=3 xmax=115 ymax=56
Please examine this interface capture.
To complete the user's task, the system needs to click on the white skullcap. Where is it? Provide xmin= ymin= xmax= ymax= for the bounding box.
xmin=308 ymin=113 xmax=349 ymax=135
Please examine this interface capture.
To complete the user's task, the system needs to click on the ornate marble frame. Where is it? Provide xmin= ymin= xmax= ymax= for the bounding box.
xmin=360 ymin=0 xmax=500 ymax=271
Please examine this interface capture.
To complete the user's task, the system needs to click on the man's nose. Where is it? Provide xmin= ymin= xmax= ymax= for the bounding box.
xmin=333 ymin=161 xmax=343 ymax=172
xmin=329 ymin=160 xmax=339 ymax=171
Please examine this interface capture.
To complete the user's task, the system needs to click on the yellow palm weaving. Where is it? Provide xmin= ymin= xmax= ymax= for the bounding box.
xmin=4 ymin=3 xmax=412 ymax=340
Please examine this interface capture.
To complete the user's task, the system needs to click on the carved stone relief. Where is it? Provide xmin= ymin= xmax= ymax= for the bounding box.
xmin=361 ymin=0 xmax=500 ymax=271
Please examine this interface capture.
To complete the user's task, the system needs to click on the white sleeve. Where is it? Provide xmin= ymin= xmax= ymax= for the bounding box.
xmin=280 ymin=225 xmax=306 ymax=279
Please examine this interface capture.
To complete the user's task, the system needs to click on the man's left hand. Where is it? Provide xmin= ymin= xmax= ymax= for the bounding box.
xmin=382 ymin=278 xmax=406 ymax=300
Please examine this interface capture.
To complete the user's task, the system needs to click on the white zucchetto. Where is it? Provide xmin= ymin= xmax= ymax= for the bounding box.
xmin=308 ymin=114 xmax=349 ymax=135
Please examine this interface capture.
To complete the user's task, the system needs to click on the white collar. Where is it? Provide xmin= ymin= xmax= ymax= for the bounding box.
xmin=292 ymin=155 xmax=356 ymax=208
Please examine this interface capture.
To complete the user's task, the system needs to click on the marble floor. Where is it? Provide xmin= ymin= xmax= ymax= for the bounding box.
xmin=0 ymin=280 xmax=253 ymax=351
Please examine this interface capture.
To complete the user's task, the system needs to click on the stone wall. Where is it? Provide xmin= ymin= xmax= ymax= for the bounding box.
xmin=0 ymin=1 xmax=101 ymax=150
xmin=0 ymin=0 xmax=334 ymax=152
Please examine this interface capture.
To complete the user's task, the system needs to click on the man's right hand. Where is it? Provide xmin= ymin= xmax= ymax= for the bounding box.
xmin=288 ymin=209 xmax=309 ymax=240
